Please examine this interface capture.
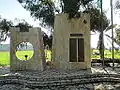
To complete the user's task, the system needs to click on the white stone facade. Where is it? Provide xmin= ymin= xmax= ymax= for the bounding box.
xmin=10 ymin=27 xmax=46 ymax=71
xmin=52 ymin=13 xmax=91 ymax=69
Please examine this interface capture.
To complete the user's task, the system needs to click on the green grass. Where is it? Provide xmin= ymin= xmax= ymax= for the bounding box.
xmin=16 ymin=50 xmax=34 ymax=60
xmin=16 ymin=50 xmax=52 ymax=61
xmin=0 ymin=49 xmax=120 ymax=66
xmin=91 ymin=49 xmax=120 ymax=59
xmin=0 ymin=52 xmax=10 ymax=65
xmin=0 ymin=50 xmax=52 ymax=65
xmin=45 ymin=50 xmax=52 ymax=61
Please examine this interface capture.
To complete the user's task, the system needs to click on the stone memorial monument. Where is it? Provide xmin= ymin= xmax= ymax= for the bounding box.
xmin=10 ymin=27 xmax=46 ymax=71
xmin=52 ymin=13 xmax=91 ymax=69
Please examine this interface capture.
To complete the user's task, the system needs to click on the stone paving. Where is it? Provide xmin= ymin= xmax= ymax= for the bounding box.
xmin=1 ymin=65 xmax=120 ymax=90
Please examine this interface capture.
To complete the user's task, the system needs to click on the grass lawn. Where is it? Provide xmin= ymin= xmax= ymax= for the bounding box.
xmin=16 ymin=50 xmax=34 ymax=60
xmin=0 ymin=50 xmax=52 ymax=66
xmin=92 ymin=49 xmax=120 ymax=59
xmin=0 ymin=49 xmax=120 ymax=66
xmin=0 ymin=52 xmax=10 ymax=65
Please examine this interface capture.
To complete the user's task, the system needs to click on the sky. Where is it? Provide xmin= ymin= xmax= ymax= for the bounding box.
xmin=0 ymin=0 xmax=120 ymax=48
xmin=0 ymin=0 xmax=39 ymax=26
xmin=91 ymin=0 xmax=120 ymax=48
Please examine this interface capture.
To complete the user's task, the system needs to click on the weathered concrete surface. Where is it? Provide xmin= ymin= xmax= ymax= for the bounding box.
xmin=52 ymin=13 xmax=91 ymax=69
xmin=10 ymin=27 xmax=46 ymax=71
xmin=1 ymin=66 xmax=120 ymax=90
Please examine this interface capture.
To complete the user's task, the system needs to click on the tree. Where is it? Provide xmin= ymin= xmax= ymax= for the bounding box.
xmin=18 ymin=0 xmax=110 ymax=59
xmin=0 ymin=17 xmax=49 ymax=50
xmin=97 ymin=24 xmax=117 ymax=58
xmin=42 ymin=32 xmax=53 ymax=49
xmin=18 ymin=0 xmax=94 ymax=29
xmin=0 ymin=19 xmax=13 ymax=32
xmin=115 ymin=27 xmax=120 ymax=46
xmin=115 ymin=0 xmax=120 ymax=10
xmin=0 ymin=19 xmax=13 ymax=43
xmin=43 ymin=32 xmax=49 ymax=48
xmin=48 ymin=34 xmax=53 ymax=49
xmin=18 ymin=0 xmax=109 ymax=33
xmin=0 ymin=17 xmax=33 ymax=42
xmin=87 ymin=8 xmax=109 ymax=58
xmin=83 ymin=8 xmax=109 ymax=31
xmin=83 ymin=7 xmax=110 ymax=58
xmin=15 ymin=20 xmax=32 ymax=32
xmin=115 ymin=0 xmax=120 ymax=16
xmin=0 ymin=18 xmax=34 ymax=47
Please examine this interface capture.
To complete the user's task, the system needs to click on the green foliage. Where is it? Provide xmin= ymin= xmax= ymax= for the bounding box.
xmin=17 ymin=0 xmax=110 ymax=53
xmin=0 ymin=18 xmax=32 ymax=32
xmin=115 ymin=0 xmax=120 ymax=16
xmin=0 ymin=19 xmax=13 ymax=32
xmin=1 ymin=49 xmax=120 ymax=66
xmin=115 ymin=28 xmax=120 ymax=45
xmin=0 ymin=18 xmax=33 ymax=42
xmin=83 ymin=8 xmax=109 ymax=59
xmin=115 ymin=0 xmax=120 ymax=9
xmin=62 ymin=0 xmax=93 ymax=18
xmin=18 ymin=0 xmax=55 ymax=28
xmin=43 ymin=33 xmax=53 ymax=49
xmin=15 ymin=21 xmax=32 ymax=32
xmin=62 ymin=0 xmax=80 ymax=18
xmin=0 ymin=19 xmax=13 ymax=42
xmin=18 ymin=0 xmax=109 ymax=32
xmin=83 ymin=8 xmax=109 ymax=31
xmin=0 ymin=50 xmax=51 ymax=65
xmin=18 ymin=0 xmax=94 ymax=28
xmin=0 ymin=17 xmax=50 ymax=48
xmin=91 ymin=49 xmax=120 ymax=59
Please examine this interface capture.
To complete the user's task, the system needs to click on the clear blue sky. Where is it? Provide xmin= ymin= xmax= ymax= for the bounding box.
xmin=0 ymin=0 xmax=120 ymax=48
xmin=0 ymin=0 xmax=40 ymax=26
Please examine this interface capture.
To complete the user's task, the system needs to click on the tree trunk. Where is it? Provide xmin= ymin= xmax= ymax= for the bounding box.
xmin=98 ymin=33 xmax=104 ymax=59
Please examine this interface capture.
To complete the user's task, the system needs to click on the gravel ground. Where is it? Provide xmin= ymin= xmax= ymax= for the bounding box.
xmin=1 ymin=64 xmax=120 ymax=90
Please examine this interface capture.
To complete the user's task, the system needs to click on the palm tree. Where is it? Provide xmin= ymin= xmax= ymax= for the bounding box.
xmin=83 ymin=7 xmax=109 ymax=59
xmin=96 ymin=24 xmax=117 ymax=58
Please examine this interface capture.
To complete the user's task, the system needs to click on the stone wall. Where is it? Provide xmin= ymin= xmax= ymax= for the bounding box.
xmin=10 ymin=27 xmax=46 ymax=71
xmin=52 ymin=13 xmax=91 ymax=69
